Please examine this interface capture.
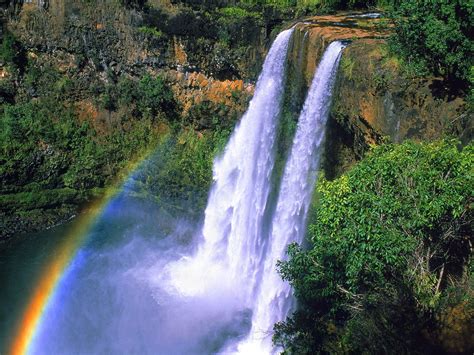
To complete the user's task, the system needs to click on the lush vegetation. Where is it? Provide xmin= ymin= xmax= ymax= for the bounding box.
xmin=0 ymin=93 xmax=229 ymax=233
xmin=0 ymin=29 xmax=234 ymax=235
xmin=275 ymin=140 xmax=473 ymax=353
xmin=0 ymin=97 xmax=159 ymax=204
xmin=178 ymin=0 xmax=379 ymax=13
xmin=390 ymin=0 xmax=474 ymax=90
xmin=131 ymin=128 xmax=231 ymax=218
xmin=100 ymin=74 xmax=178 ymax=119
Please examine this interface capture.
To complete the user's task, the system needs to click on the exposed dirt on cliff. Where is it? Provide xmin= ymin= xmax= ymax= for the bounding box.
xmin=288 ymin=14 xmax=471 ymax=178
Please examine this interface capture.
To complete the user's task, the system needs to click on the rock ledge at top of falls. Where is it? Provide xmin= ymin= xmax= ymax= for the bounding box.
xmin=286 ymin=13 xmax=472 ymax=179
xmin=290 ymin=13 xmax=389 ymax=86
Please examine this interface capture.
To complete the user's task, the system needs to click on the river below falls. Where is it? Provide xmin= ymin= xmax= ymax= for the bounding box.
xmin=0 ymin=222 xmax=71 ymax=350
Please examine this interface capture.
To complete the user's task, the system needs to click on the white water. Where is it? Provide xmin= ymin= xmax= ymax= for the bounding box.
xmin=165 ymin=37 xmax=346 ymax=354
xmin=22 ymin=30 xmax=347 ymax=355
xmin=237 ymin=41 xmax=346 ymax=354
xmin=162 ymin=28 xmax=294 ymax=306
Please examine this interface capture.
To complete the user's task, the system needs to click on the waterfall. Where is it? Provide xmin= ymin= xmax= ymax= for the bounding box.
xmin=19 ymin=28 xmax=346 ymax=354
xmin=237 ymin=41 xmax=346 ymax=354
xmin=161 ymin=32 xmax=345 ymax=354
xmin=163 ymin=28 xmax=294 ymax=305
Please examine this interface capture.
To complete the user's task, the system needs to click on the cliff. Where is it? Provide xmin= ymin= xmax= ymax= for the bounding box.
xmin=288 ymin=14 xmax=472 ymax=177
xmin=1 ymin=3 xmax=472 ymax=237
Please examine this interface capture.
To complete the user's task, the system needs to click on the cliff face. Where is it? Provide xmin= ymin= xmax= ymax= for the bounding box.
xmin=2 ymin=0 xmax=269 ymax=79
xmin=333 ymin=39 xmax=470 ymax=143
xmin=288 ymin=14 xmax=472 ymax=178
xmin=1 ymin=0 xmax=263 ymax=120
xmin=1 ymin=4 xmax=472 ymax=237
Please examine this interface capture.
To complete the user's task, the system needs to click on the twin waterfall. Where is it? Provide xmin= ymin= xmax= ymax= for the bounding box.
xmin=165 ymin=29 xmax=345 ymax=354
xmin=239 ymin=40 xmax=346 ymax=353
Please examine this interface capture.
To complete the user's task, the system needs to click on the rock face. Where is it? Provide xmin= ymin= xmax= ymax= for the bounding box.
xmin=288 ymin=14 xmax=472 ymax=178
xmin=2 ymin=0 xmax=269 ymax=80
xmin=332 ymin=40 xmax=470 ymax=145
xmin=163 ymin=70 xmax=253 ymax=129
xmin=1 ymin=0 xmax=258 ymax=124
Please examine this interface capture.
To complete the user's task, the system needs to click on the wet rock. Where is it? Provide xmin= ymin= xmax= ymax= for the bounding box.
xmin=291 ymin=14 xmax=471 ymax=177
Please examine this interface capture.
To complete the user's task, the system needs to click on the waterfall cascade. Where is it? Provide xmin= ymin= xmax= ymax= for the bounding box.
xmin=163 ymin=28 xmax=294 ymax=304
xmin=163 ymin=32 xmax=345 ymax=354
xmin=237 ymin=41 xmax=346 ymax=353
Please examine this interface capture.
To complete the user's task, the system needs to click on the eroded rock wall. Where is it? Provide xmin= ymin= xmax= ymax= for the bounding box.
xmin=290 ymin=14 xmax=472 ymax=178
xmin=2 ymin=0 xmax=269 ymax=79
xmin=1 ymin=0 xmax=262 ymax=130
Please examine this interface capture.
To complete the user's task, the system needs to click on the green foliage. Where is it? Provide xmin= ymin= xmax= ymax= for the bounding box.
xmin=99 ymin=75 xmax=178 ymax=119
xmin=0 ymin=29 xmax=26 ymax=71
xmin=217 ymin=6 xmax=263 ymax=46
xmin=100 ymin=85 xmax=118 ymax=111
xmin=132 ymin=128 xmax=231 ymax=218
xmin=390 ymin=0 xmax=474 ymax=88
xmin=137 ymin=74 xmax=177 ymax=118
xmin=469 ymin=65 xmax=474 ymax=110
xmin=340 ymin=56 xmax=355 ymax=80
xmin=19 ymin=60 xmax=80 ymax=101
xmin=238 ymin=0 xmax=378 ymax=12
xmin=0 ymin=95 xmax=162 ymax=197
xmin=0 ymin=62 xmax=231 ymax=226
xmin=1 ymin=31 xmax=17 ymax=65
xmin=117 ymin=76 xmax=136 ymax=107
xmin=184 ymin=99 xmax=240 ymax=130
xmin=0 ymin=75 xmax=15 ymax=104
xmin=276 ymin=140 xmax=473 ymax=353
xmin=1 ymin=100 xmax=85 ymax=189
xmin=220 ymin=6 xmax=262 ymax=20
xmin=138 ymin=26 xmax=164 ymax=39
xmin=0 ymin=188 xmax=81 ymax=211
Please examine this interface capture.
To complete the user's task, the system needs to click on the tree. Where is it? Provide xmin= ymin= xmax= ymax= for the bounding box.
xmin=275 ymin=140 xmax=473 ymax=354
xmin=390 ymin=0 xmax=474 ymax=89
xmin=137 ymin=74 xmax=177 ymax=119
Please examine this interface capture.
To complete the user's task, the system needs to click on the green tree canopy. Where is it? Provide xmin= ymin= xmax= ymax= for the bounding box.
xmin=390 ymin=0 xmax=474 ymax=89
xmin=276 ymin=140 xmax=473 ymax=354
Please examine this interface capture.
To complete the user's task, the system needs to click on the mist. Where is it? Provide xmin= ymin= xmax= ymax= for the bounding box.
xmin=30 ymin=183 xmax=251 ymax=355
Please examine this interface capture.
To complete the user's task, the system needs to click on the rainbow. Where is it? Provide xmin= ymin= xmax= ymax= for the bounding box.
xmin=8 ymin=152 xmax=154 ymax=355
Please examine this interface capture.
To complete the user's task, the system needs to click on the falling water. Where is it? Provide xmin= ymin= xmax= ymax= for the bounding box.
xmin=6 ymin=24 xmax=351 ymax=353
xmin=237 ymin=41 xmax=346 ymax=353
xmin=163 ymin=29 xmax=294 ymax=306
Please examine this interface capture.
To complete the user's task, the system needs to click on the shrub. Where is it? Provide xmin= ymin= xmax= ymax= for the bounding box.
xmin=138 ymin=26 xmax=164 ymax=39
xmin=0 ymin=30 xmax=25 ymax=69
xmin=137 ymin=74 xmax=177 ymax=119
xmin=217 ymin=7 xmax=263 ymax=46
xmin=99 ymin=74 xmax=177 ymax=120
xmin=276 ymin=140 xmax=473 ymax=353
xmin=0 ymin=96 xmax=164 ymax=195
xmin=219 ymin=6 xmax=262 ymax=20
xmin=117 ymin=76 xmax=137 ymax=107
xmin=390 ymin=0 xmax=473 ymax=89
xmin=133 ymin=128 xmax=231 ymax=218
